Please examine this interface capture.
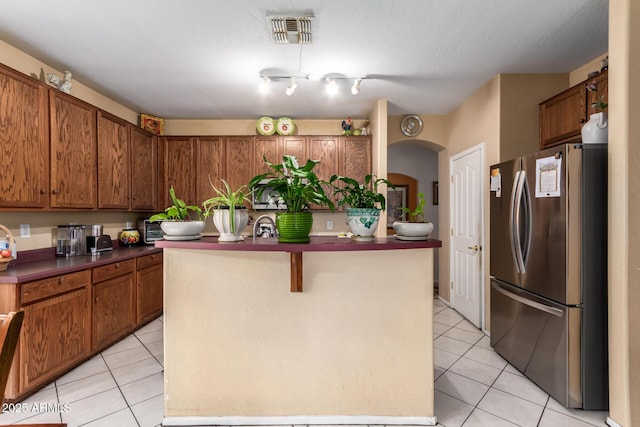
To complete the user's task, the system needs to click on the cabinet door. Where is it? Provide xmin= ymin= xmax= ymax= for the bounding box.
xmin=92 ymin=272 xmax=135 ymax=352
xmin=282 ymin=136 xmax=307 ymax=162
xmin=97 ymin=111 xmax=130 ymax=209
xmin=130 ymin=125 xmax=158 ymax=211
xmin=21 ymin=287 xmax=90 ymax=390
xmin=539 ymin=85 xmax=585 ymax=149
xmin=308 ymin=136 xmax=339 ymax=210
xmin=0 ymin=64 xmax=49 ymax=208
xmin=339 ymin=136 xmax=372 ymax=183
xmin=196 ymin=136 xmax=225 ymax=202
xmin=49 ymin=91 xmax=97 ymax=208
xmin=225 ymin=136 xmax=254 ymax=192
xmin=137 ymin=263 xmax=163 ymax=325
xmin=254 ymin=136 xmax=281 ymax=176
xmin=162 ymin=137 xmax=196 ymax=207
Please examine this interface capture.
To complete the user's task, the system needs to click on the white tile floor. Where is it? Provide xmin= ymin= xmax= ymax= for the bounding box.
xmin=0 ymin=299 xmax=609 ymax=427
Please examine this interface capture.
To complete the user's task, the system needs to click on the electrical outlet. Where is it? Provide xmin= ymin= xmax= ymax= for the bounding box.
xmin=20 ymin=224 xmax=30 ymax=238
xmin=327 ymin=220 xmax=333 ymax=230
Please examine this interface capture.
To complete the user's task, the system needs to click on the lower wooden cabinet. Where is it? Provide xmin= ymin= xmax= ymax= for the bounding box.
xmin=136 ymin=253 xmax=163 ymax=324
xmin=20 ymin=271 xmax=91 ymax=392
xmin=91 ymin=260 xmax=136 ymax=352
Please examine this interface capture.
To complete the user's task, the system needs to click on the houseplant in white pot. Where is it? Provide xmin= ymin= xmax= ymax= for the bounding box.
xmin=149 ymin=186 xmax=205 ymax=239
xmin=393 ymin=192 xmax=434 ymax=240
xmin=249 ymin=155 xmax=334 ymax=243
xmin=202 ymin=179 xmax=251 ymax=242
xmin=329 ymin=174 xmax=395 ymax=241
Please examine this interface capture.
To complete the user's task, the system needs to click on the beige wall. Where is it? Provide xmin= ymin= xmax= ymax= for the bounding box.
xmin=164 ymin=118 xmax=367 ymax=136
xmin=499 ymin=74 xmax=568 ymax=161
xmin=608 ymin=0 xmax=639 ymax=425
xmin=569 ymin=53 xmax=609 ymax=87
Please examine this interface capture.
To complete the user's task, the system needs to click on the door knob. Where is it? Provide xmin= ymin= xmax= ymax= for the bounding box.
xmin=467 ymin=244 xmax=480 ymax=252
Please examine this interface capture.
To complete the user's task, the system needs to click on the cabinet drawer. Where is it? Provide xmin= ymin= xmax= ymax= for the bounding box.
xmin=21 ymin=270 xmax=90 ymax=305
xmin=92 ymin=259 xmax=135 ymax=284
xmin=136 ymin=252 xmax=163 ymax=270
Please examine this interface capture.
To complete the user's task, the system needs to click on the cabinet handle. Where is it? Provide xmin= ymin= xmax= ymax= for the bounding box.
xmin=579 ymin=118 xmax=586 ymax=123
xmin=40 ymin=188 xmax=47 ymax=194
xmin=51 ymin=189 xmax=59 ymax=195
xmin=58 ymin=277 xmax=64 ymax=284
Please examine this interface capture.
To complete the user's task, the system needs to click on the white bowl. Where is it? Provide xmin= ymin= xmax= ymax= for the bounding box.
xmin=161 ymin=220 xmax=205 ymax=237
xmin=392 ymin=221 xmax=434 ymax=237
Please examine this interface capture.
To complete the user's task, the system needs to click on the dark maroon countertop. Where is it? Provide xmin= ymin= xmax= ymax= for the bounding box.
xmin=0 ymin=245 xmax=162 ymax=284
xmin=155 ymin=235 xmax=442 ymax=252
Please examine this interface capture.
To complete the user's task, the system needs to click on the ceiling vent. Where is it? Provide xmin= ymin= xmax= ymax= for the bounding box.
xmin=268 ymin=15 xmax=314 ymax=44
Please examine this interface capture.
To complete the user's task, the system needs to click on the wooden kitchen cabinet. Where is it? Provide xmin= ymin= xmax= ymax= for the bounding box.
xmin=339 ymin=136 xmax=372 ymax=183
xmin=253 ymin=136 xmax=307 ymax=176
xmin=130 ymin=125 xmax=158 ymax=211
xmin=19 ymin=271 xmax=91 ymax=392
xmin=308 ymin=136 xmax=340 ymax=210
xmin=539 ymin=70 xmax=608 ymax=149
xmin=225 ymin=136 xmax=254 ymax=193
xmin=97 ymin=111 xmax=130 ymax=209
xmin=161 ymin=136 xmax=196 ymax=207
xmin=91 ymin=260 xmax=136 ymax=352
xmin=0 ymin=64 xmax=50 ymax=208
xmin=196 ymin=136 xmax=225 ymax=203
xmin=136 ymin=253 xmax=163 ymax=325
xmin=49 ymin=90 xmax=97 ymax=208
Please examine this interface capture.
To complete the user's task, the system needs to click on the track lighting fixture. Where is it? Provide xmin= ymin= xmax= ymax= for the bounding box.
xmin=285 ymin=77 xmax=297 ymax=96
xmin=351 ymin=78 xmax=361 ymax=95
xmin=259 ymin=73 xmax=367 ymax=96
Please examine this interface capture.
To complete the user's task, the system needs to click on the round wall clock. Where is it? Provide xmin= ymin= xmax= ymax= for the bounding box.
xmin=400 ymin=114 xmax=423 ymax=137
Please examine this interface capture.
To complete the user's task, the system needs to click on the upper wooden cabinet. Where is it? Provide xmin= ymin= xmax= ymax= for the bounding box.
xmin=130 ymin=125 xmax=158 ymax=211
xmin=539 ymin=70 xmax=608 ymax=149
xmin=49 ymin=90 xmax=97 ymax=208
xmin=196 ymin=136 xmax=225 ymax=203
xmin=98 ymin=111 xmax=130 ymax=209
xmin=339 ymin=136 xmax=372 ymax=183
xmin=0 ymin=64 xmax=50 ymax=208
xmin=225 ymin=136 xmax=254 ymax=194
xmin=161 ymin=136 xmax=196 ymax=207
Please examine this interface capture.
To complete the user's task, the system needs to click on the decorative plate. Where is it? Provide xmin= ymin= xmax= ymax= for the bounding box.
xmin=276 ymin=117 xmax=296 ymax=135
xmin=400 ymin=114 xmax=423 ymax=137
xmin=257 ymin=117 xmax=275 ymax=135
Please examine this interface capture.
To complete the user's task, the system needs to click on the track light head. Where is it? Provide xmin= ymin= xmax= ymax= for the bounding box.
xmin=351 ymin=78 xmax=362 ymax=95
xmin=285 ymin=77 xmax=297 ymax=96
xmin=326 ymin=78 xmax=338 ymax=95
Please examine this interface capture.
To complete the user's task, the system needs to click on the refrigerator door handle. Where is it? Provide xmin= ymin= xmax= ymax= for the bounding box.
xmin=520 ymin=172 xmax=532 ymax=270
xmin=512 ymin=170 xmax=527 ymax=273
xmin=491 ymin=280 xmax=563 ymax=317
xmin=509 ymin=170 xmax=522 ymax=273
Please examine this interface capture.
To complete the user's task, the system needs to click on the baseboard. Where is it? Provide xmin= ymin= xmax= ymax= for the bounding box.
xmin=437 ymin=295 xmax=450 ymax=306
xmin=163 ymin=415 xmax=439 ymax=426
xmin=606 ymin=416 xmax=623 ymax=427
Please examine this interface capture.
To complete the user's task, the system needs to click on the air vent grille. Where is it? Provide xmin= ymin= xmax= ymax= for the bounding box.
xmin=269 ymin=16 xmax=314 ymax=44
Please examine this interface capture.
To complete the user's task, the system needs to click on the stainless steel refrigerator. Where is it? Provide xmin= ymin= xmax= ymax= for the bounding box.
xmin=489 ymin=143 xmax=608 ymax=410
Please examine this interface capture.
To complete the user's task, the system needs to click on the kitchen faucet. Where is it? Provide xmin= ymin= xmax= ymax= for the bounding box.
xmin=252 ymin=215 xmax=278 ymax=240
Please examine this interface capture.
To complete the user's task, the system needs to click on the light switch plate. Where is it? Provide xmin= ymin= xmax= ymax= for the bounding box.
xmin=20 ymin=224 xmax=30 ymax=238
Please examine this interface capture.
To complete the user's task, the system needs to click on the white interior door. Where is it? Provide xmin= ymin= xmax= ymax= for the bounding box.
xmin=450 ymin=144 xmax=485 ymax=328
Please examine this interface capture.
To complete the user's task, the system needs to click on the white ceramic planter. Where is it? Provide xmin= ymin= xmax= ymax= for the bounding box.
xmin=160 ymin=220 xmax=205 ymax=237
xmin=392 ymin=221 xmax=434 ymax=239
xmin=346 ymin=208 xmax=381 ymax=241
xmin=212 ymin=208 xmax=249 ymax=242
xmin=581 ymin=112 xmax=608 ymax=144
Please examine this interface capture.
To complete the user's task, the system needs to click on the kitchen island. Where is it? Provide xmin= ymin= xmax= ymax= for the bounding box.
xmin=156 ymin=236 xmax=441 ymax=426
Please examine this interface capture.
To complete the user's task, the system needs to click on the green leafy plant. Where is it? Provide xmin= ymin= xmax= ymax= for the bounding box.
xmin=328 ymin=174 xmax=395 ymax=211
xmin=249 ymin=155 xmax=334 ymax=213
xmin=400 ymin=192 xmax=426 ymax=222
xmin=202 ymin=179 xmax=251 ymax=233
xmin=149 ymin=186 xmax=202 ymax=221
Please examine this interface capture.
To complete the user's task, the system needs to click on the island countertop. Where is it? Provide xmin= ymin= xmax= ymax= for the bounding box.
xmin=155 ymin=235 xmax=442 ymax=252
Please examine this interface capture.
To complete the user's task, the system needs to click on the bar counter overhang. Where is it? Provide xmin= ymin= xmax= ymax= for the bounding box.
xmin=156 ymin=236 xmax=442 ymax=427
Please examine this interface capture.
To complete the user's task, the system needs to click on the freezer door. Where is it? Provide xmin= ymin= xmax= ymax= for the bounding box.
xmin=490 ymin=278 xmax=582 ymax=408
xmin=489 ymin=157 xmax=522 ymax=286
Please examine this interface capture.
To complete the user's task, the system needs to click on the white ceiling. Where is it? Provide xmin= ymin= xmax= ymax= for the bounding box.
xmin=0 ymin=0 xmax=608 ymax=120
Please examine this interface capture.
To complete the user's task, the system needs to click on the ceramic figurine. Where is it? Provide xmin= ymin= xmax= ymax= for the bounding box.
xmin=341 ymin=117 xmax=353 ymax=135
xmin=47 ymin=70 xmax=73 ymax=94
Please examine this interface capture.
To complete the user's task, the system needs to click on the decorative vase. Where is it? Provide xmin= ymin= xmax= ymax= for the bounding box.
xmin=346 ymin=208 xmax=381 ymax=241
xmin=212 ymin=207 xmax=249 ymax=242
xmin=581 ymin=112 xmax=608 ymax=144
xmin=392 ymin=221 xmax=434 ymax=240
xmin=275 ymin=212 xmax=313 ymax=243
xmin=120 ymin=229 xmax=140 ymax=246
xmin=160 ymin=220 xmax=205 ymax=238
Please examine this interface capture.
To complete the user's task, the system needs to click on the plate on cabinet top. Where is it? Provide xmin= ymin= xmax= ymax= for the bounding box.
xmin=276 ymin=117 xmax=296 ymax=135
xmin=257 ymin=117 xmax=276 ymax=135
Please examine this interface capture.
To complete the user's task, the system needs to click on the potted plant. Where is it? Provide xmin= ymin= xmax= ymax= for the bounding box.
xmin=392 ymin=192 xmax=434 ymax=240
xmin=149 ymin=186 xmax=205 ymax=239
xmin=202 ymin=178 xmax=251 ymax=242
xmin=249 ymin=155 xmax=334 ymax=243
xmin=329 ymin=174 xmax=395 ymax=241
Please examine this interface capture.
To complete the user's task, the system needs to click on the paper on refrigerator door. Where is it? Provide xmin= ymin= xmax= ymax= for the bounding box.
xmin=490 ymin=167 xmax=501 ymax=197
xmin=535 ymin=156 xmax=562 ymax=198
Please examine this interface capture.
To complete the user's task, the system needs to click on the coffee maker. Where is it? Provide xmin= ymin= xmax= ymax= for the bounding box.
xmin=56 ymin=225 xmax=84 ymax=256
